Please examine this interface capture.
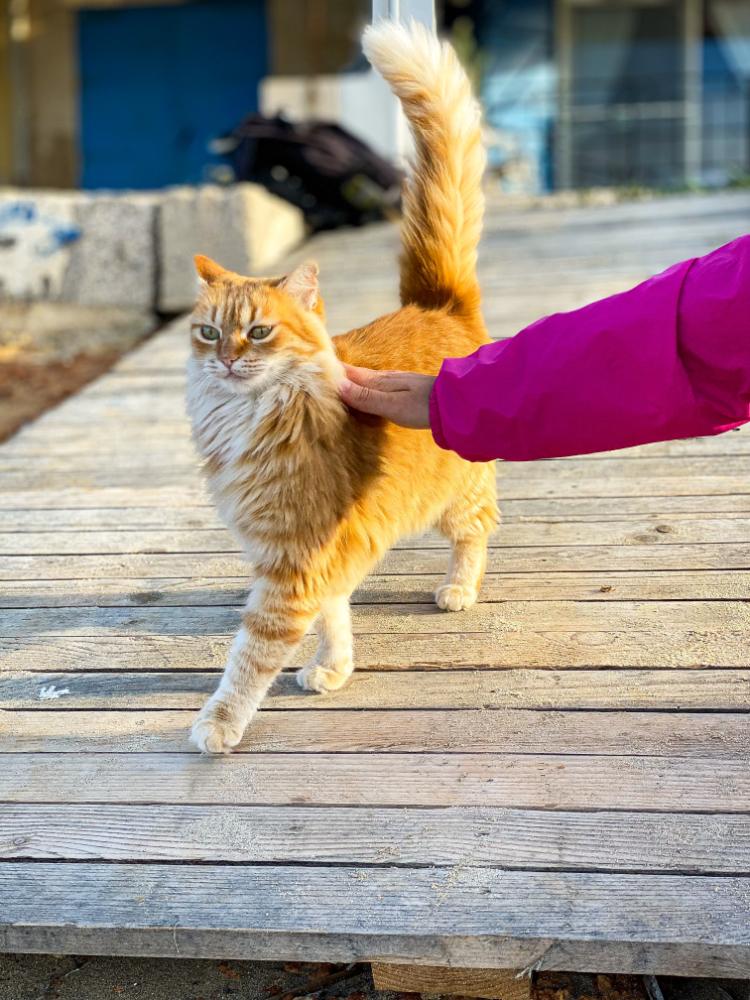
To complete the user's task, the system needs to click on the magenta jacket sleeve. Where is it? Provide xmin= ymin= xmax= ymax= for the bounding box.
xmin=429 ymin=234 xmax=750 ymax=462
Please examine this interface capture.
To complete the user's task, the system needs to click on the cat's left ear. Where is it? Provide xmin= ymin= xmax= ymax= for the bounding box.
xmin=280 ymin=261 xmax=320 ymax=312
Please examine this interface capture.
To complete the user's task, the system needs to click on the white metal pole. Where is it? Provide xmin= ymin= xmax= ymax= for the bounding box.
xmin=371 ymin=0 xmax=436 ymax=164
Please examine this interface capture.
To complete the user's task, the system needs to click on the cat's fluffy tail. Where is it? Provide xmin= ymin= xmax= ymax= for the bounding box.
xmin=363 ymin=19 xmax=484 ymax=316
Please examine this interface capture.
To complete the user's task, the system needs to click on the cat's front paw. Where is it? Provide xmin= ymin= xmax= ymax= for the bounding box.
xmin=296 ymin=662 xmax=352 ymax=693
xmin=190 ymin=702 xmax=246 ymax=755
xmin=435 ymin=583 xmax=477 ymax=612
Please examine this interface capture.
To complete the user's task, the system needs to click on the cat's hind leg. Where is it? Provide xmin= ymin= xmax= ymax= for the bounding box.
xmin=297 ymin=594 xmax=354 ymax=693
xmin=435 ymin=463 xmax=498 ymax=612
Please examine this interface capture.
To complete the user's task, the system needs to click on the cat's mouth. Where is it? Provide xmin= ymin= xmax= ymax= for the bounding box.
xmin=213 ymin=365 xmax=267 ymax=392
xmin=219 ymin=367 xmax=262 ymax=382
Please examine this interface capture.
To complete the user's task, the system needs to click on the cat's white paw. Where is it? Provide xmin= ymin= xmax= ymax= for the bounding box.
xmin=435 ymin=583 xmax=477 ymax=612
xmin=190 ymin=705 xmax=245 ymax=755
xmin=296 ymin=662 xmax=352 ymax=693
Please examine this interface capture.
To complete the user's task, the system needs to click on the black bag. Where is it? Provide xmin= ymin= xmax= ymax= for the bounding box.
xmin=218 ymin=113 xmax=403 ymax=231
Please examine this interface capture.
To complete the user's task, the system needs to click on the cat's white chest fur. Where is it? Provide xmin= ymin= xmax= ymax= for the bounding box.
xmin=186 ymin=361 xmax=270 ymax=551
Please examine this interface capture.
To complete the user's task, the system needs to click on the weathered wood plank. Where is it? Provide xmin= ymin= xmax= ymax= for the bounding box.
xmin=4 ymin=600 xmax=747 ymax=636
xmin=3 ymin=668 xmax=746 ymax=711
xmin=3 ymin=569 xmax=748 ymax=607
xmin=5 ymin=543 xmax=750 ymax=581
xmin=3 ymin=628 xmax=747 ymax=671
xmin=4 ymin=453 xmax=749 ymax=478
xmin=4 ymin=803 xmax=749 ymax=874
xmin=2 ymin=474 xmax=750 ymax=499
xmin=2 ymin=477 xmax=750 ymax=507
xmin=8 ymin=429 xmax=750 ymax=462
xmin=2 ymin=518 xmax=748 ymax=554
xmin=2 ymin=752 xmax=748 ymax=810
xmin=2 ymin=599 xmax=747 ymax=670
xmin=6 ymin=502 xmax=750 ymax=531
xmin=4 ymin=709 xmax=747 ymax=756
xmin=2 ymin=862 xmax=750 ymax=975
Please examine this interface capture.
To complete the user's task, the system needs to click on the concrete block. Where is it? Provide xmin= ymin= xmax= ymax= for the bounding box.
xmin=62 ymin=194 xmax=158 ymax=309
xmin=158 ymin=183 xmax=304 ymax=313
xmin=0 ymin=189 xmax=158 ymax=309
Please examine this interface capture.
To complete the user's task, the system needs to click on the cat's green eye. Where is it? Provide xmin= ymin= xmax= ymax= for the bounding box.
xmin=249 ymin=325 xmax=274 ymax=341
xmin=195 ymin=324 xmax=220 ymax=342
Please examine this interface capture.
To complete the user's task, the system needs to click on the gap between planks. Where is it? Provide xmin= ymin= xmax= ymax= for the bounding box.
xmin=3 ymin=668 xmax=750 ymax=711
xmin=3 ymin=569 xmax=750 ymax=607
xmin=5 ymin=802 xmax=750 ymax=875
xmin=3 ymin=708 xmax=748 ymax=756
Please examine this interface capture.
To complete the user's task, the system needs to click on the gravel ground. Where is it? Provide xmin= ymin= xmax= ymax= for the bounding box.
xmin=0 ymin=956 xmax=380 ymax=1000
xmin=0 ymin=302 xmax=156 ymax=441
xmin=3 ymin=955 xmax=747 ymax=1000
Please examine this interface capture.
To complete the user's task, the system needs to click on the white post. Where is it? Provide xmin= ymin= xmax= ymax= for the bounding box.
xmin=683 ymin=0 xmax=703 ymax=186
xmin=372 ymin=0 xmax=435 ymax=30
xmin=370 ymin=0 xmax=436 ymax=165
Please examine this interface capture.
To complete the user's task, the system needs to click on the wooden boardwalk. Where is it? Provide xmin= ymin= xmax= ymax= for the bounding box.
xmin=2 ymin=190 xmax=750 ymax=978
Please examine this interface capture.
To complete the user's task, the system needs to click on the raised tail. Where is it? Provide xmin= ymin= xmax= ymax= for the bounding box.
xmin=363 ymin=19 xmax=485 ymax=316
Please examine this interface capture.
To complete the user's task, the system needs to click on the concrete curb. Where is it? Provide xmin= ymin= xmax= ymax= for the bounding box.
xmin=0 ymin=184 xmax=305 ymax=313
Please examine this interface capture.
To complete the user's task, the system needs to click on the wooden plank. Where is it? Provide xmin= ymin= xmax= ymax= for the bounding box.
xmin=4 ymin=803 xmax=749 ymax=873
xmin=2 ymin=600 xmax=748 ymax=670
xmin=4 ymin=600 xmax=748 ymax=636
xmin=2 ymin=751 xmax=748 ymax=810
xmin=7 ymin=419 xmax=750 ymax=454
xmin=7 ymin=502 xmax=750 ymax=532
xmin=9 ymin=430 xmax=750 ymax=462
xmin=2 ymin=569 xmax=750 ymax=607
xmin=6 ymin=543 xmax=750 ymax=582
xmin=4 ymin=709 xmax=747 ymax=756
xmin=4 ymin=518 xmax=750 ymax=554
xmin=3 ymin=627 xmax=748 ymax=671
xmin=2 ymin=478 xmax=750 ymax=508
xmin=3 ymin=473 xmax=750 ymax=500
xmin=370 ymin=963 xmax=530 ymax=999
xmin=2 ymin=862 xmax=750 ymax=975
xmin=5 ymin=453 xmax=750 ymax=478
xmin=3 ymin=668 xmax=747 ymax=711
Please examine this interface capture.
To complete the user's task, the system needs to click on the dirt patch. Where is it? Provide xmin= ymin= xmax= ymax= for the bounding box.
xmin=0 ymin=301 xmax=156 ymax=441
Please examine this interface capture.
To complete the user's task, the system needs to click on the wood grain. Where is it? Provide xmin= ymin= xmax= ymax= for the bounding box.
xmin=370 ymin=963 xmax=531 ymax=999
xmin=5 ymin=543 xmax=750 ymax=581
xmin=2 ymin=518 xmax=749 ymax=554
xmin=2 ymin=751 xmax=748 ymax=810
xmin=3 ymin=668 xmax=748 ymax=710
xmin=4 ymin=708 xmax=747 ymax=756
xmin=3 ymin=803 xmax=750 ymax=873
xmin=2 ymin=862 xmax=750 ymax=975
xmin=2 ymin=569 xmax=750 ymax=607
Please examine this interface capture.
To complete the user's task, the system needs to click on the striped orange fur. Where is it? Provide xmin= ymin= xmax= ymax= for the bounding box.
xmin=186 ymin=21 xmax=498 ymax=753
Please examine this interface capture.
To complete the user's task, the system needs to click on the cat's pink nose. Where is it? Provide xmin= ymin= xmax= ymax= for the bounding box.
xmin=221 ymin=358 xmax=236 ymax=371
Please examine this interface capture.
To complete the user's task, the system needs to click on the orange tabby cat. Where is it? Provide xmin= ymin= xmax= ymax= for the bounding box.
xmin=186 ymin=21 xmax=498 ymax=753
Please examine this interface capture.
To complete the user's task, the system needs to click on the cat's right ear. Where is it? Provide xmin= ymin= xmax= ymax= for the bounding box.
xmin=194 ymin=255 xmax=227 ymax=285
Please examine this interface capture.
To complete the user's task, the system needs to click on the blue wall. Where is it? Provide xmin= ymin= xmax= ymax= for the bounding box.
xmin=78 ymin=1 xmax=267 ymax=189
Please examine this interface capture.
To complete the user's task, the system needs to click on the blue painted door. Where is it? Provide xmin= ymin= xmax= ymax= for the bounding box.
xmin=78 ymin=1 xmax=266 ymax=189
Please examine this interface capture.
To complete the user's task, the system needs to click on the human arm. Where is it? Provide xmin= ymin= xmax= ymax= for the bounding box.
xmin=341 ymin=235 xmax=750 ymax=461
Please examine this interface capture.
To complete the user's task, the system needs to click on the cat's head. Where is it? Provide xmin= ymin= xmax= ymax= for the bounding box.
xmin=189 ymin=254 xmax=338 ymax=394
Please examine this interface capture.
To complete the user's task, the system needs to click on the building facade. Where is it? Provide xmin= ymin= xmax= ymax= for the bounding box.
xmin=1 ymin=0 xmax=748 ymax=193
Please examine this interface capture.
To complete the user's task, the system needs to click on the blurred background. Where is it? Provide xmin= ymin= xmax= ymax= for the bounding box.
xmin=0 ymin=0 xmax=748 ymax=442
xmin=0 ymin=0 xmax=748 ymax=195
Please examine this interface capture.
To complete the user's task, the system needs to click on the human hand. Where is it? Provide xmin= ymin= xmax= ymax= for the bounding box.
xmin=339 ymin=364 xmax=435 ymax=429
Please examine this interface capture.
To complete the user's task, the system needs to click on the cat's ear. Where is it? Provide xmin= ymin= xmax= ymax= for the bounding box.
xmin=280 ymin=261 xmax=320 ymax=311
xmin=194 ymin=254 xmax=227 ymax=285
